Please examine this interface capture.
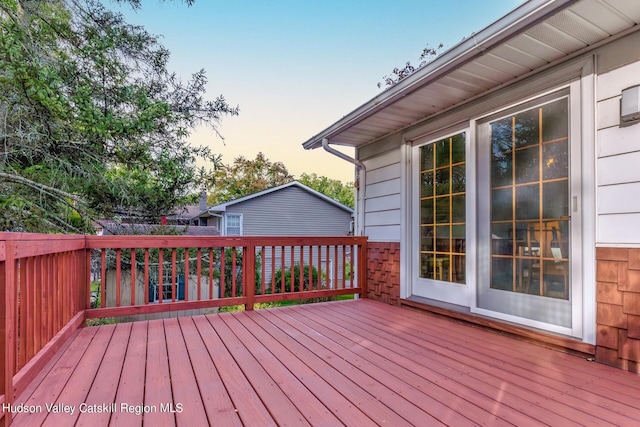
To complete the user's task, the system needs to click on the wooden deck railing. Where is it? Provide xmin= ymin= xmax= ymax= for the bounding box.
xmin=1 ymin=232 xmax=367 ymax=426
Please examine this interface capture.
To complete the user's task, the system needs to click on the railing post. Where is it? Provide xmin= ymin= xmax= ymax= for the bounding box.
xmin=359 ymin=239 xmax=368 ymax=299
xmin=244 ymin=239 xmax=256 ymax=311
xmin=1 ymin=239 xmax=16 ymax=427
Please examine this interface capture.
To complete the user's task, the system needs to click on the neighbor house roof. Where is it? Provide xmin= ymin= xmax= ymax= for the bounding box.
xmin=302 ymin=0 xmax=640 ymax=150
xmin=197 ymin=181 xmax=353 ymax=218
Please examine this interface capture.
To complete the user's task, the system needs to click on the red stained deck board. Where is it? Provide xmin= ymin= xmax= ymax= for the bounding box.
xmin=76 ymin=322 xmax=132 ymax=427
xmin=222 ymin=312 xmax=348 ymax=426
xmin=252 ymin=308 xmax=432 ymax=427
xmin=11 ymin=300 xmax=640 ymax=427
xmin=144 ymin=319 xmax=176 ymax=427
xmin=316 ymin=303 xmax=601 ymax=427
xmin=163 ymin=318 xmax=208 ymax=426
xmin=41 ymin=324 xmax=116 ymax=427
xmin=191 ymin=315 xmax=275 ymax=427
xmin=110 ymin=321 xmax=147 ymax=427
xmin=205 ymin=313 xmax=311 ymax=426
xmin=262 ymin=310 xmax=502 ymax=426
xmin=176 ymin=317 xmax=242 ymax=427
xmin=329 ymin=301 xmax=640 ymax=425
xmin=11 ymin=327 xmax=99 ymax=427
xmin=346 ymin=300 xmax=640 ymax=424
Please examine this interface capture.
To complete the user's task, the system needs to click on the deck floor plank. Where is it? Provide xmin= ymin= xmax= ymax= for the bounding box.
xmin=233 ymin=311 xmax=377 ymax=426
xmin=221 ymin=312 xmax=346 ymax=426
xmin=252 ymin=310 xmax=458 ymax=426
xmin=191 ymin=315 xmax=276 ymax=427
xmin=11 ymin=327 xmax=98 ymax=427
xmin=143 ymin=319 xmax=175 ymax=427
xmin=322 ymin=302 xmax=616 ymax=426
xmin=10 ymin=300 xmax=640 ymax=427
xmin=109 ymin=321 xmax=148 ymax=427
xmin=163 ymin=318 xmax=208 ymax=427
xmin=345 ymin=300 xmax=640 ymax=424
xmin=176 ymin=317 xmax=243 ymax=427
xmin=274 ymin=310 xmax=511 ymax=426
xmin=76 ymin=322 xmax=132 ymax=427
xmin=207 ymin=313 xmax=311 ymax=426
xmin=41 ymin=324 xmax=116 ymax=427
xmin=278 ymin=304 xmax=526 ymax=426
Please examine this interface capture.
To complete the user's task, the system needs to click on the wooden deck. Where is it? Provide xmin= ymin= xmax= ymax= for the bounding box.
xmin=8 ymin=299 xmax=640 ymax=426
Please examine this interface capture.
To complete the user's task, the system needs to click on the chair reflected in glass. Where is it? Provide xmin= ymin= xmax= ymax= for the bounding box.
xmin=517 ymin=223 xmax=568 ymax=299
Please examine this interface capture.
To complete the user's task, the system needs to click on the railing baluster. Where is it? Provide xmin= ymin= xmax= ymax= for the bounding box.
xmin=100 ymin=249 xmax=106 ymax=308
xmin=270 ymin=246 xmax=275 ymax=293
xmin=184 ymin=248 xmax=190 ymax=302
xmin=115 ymin=249 xmax=122 ymax=307
xmin=171 ymin=249 xmax=177 ymax=302
xmin=220 ymin=248 xmax=225 ymax=299
xmin=197 ymin=248 xmax=202 ymax=301
xmin=131 ymin=249 xmax=137 ymax=306
xmin=231 ymin=247 xmax=237 ymax=297
xmin=260 ymin=246 xmax=266 ymax=296
xmin=280 ymin=246 xmax=285 ymax=293
xmin=158 ymin=250 xmax=163 ymax=304
xmin=144 ymin=249 xmax=150 ymax=305
xmin=208 ymin=248 xmax=214 ymax=300
xmin=290 ymin=246 xmax=295 ymax=293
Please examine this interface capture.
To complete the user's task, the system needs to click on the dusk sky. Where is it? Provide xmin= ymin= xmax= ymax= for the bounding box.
xmin=111 ymin=0 xmax=521 ymax=182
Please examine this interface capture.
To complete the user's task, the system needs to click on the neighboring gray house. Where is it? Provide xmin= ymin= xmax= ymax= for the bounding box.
xmin=195 ymin=181 xmax=354 ymax=286
xmin=195 ymin=181 xmax=353 ymax=237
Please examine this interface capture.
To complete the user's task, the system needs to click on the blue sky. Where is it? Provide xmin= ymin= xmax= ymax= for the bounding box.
xmin=111 ymin=0 xmax=522 ymax=182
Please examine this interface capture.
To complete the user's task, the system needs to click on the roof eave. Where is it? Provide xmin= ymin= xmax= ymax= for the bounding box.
xmin=302 ymin=0 xmax=576 ymax=150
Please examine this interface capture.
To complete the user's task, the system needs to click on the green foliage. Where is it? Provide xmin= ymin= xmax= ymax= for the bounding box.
xmin=298 ymin=172 xmax=354 ymax=209
xmin=273 ymin=263 xmax=322 ymax=293
xmin=0 ymin=0 xmax=237 ymax=232
xmin=377 ymin=43 xmax=444 ymax=88
xmin=207 ymin=152 xmax=293 ymax=205
xmin=205 ymin=153 xmax=354 ymax=208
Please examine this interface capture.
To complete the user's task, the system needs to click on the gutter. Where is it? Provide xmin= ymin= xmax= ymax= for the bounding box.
xmin=322 ymin=138 xmax=366 ymax=237
xmin=322 ymin=138 xmax=366 ymax=173
xmin=302 ymin=0 xmax=576 ymax=150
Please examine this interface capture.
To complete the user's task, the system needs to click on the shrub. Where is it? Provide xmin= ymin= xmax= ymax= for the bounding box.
xmin=273 ymin=263 xmax=322 ymax=293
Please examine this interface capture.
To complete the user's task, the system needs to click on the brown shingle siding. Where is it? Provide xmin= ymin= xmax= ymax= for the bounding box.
xmin=596 ymin=248 xmax=640 ymax=373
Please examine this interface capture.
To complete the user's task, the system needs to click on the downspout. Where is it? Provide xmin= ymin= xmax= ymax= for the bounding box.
xmin=321 ymin=138 xmax=366 ymax=236
xmin=322 ymin=138 xmax=367 ymax=299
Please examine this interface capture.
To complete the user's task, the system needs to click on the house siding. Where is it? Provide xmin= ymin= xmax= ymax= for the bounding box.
xmin=225 ymin=185 xmax=352 ymax=236
xmin=596 ymin=51 xmax=640 ymax=246
xmin=223 ymin=185 xmax=353 ymax=287
xmin=360 ymin=145 xmax=403 ymax=243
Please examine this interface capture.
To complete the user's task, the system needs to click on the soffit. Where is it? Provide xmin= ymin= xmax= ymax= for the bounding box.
xmin=303 ymin=0 xmax=640 ymax=149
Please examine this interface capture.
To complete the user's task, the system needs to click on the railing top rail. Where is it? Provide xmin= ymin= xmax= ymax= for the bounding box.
xmin=0 ymin=232 xmax=86 ymax=241
xmin=86 ymin=235 xmax=367 ymax=249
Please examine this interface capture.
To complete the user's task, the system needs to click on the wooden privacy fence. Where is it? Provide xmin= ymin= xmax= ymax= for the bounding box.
xmin=1 ymin=232 xmax=367 ymax=426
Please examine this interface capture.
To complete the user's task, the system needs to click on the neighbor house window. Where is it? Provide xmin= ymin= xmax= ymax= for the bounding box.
xmin=225 ymin=214 xmax=242 ymax=235
xmin=419 ymin=132 xmax=466 ymax=283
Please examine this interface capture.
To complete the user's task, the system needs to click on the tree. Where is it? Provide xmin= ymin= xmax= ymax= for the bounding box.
xmin=0 ymin=0 xmax=237 ymax=233
xmin=298 ymin=173 xmax=354 ymax=209
xmin=207 ymin=152 xmax=293 ymax=205
xmin=377 ymin=43 xmax=443 ymax=88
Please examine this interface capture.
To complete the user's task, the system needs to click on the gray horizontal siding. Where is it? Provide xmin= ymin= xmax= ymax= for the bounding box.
xmin=226 ymin=185 xmax=352 ymax=236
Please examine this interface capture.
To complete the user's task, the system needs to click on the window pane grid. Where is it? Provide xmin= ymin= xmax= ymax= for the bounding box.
xmin=489 ymin=97 xmax=569 ymax=299
xmin=419 ymin=133 xmax=466 ymax=284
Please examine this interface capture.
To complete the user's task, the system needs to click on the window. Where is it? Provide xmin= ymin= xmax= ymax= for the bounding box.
xmin=225 ymin=214 xmax=242 ymax=235
xmin=149 ymin=276 xmax=186 ymax=302
xmin=419 ymin=132 xmax=466 ymax=283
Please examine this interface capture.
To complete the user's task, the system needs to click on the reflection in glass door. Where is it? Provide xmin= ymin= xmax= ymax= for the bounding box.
xmin=478 ymin=92 xmax=575 ymax=329
xmin=490 ymin=97 xmax=570 ymax=300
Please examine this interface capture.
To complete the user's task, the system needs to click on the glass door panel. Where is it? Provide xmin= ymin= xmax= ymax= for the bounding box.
xmin=414 ymin=132 xmax=468 ymax=305
xmin=478 ymin=92 xmax=575 ymax=329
